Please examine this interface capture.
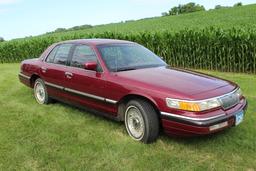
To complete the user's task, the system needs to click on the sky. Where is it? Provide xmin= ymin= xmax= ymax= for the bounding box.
xmin=0 ymin=0 xmax=255 ymax=40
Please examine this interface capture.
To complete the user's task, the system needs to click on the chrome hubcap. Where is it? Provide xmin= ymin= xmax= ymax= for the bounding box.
xmin=35 ymin=82 xmax=45 ymax=103
xmin=125 ymin=106 xmax=145 ymax=140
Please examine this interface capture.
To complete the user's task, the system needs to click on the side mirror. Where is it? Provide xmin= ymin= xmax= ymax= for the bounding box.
xmin=84 ymin=61 xmax=97 ymax=71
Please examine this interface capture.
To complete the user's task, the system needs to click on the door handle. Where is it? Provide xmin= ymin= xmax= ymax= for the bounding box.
xmin=41 ymin=67 xmax=47 ymax=73
xmin=65 ymin=72 xmax=73 ymax=79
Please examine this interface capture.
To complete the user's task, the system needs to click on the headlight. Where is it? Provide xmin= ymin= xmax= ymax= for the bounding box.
xmin=166 ymin=88 xmax=242 ymax=112
xmin=166 ymin=98 xmax=221 ymax=112
xmin=235 ymin=88 xmax=243 ymax=98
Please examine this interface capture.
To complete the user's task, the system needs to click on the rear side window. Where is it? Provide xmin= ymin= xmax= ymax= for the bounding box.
xmin=46 ymin=46 xmax=59 ymax=63
xmin=70 ymin=45 xmax=97 ymax=68
xmin=53 ymin=44 xmax=73 ymax=65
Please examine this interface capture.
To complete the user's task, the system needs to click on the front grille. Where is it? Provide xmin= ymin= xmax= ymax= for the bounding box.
xmin=219 ymin=90 xmax=239 ymax=110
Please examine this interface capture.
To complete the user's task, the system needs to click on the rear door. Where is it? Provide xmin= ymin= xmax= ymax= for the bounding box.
xmin=41 ymin=43 xmax=74 ymax=100
xmin=64 ymin=44 xmax=117 ymax=115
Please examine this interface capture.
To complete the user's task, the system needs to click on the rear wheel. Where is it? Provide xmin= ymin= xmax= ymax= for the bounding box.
xmin=34 ymin=78 xmax=52 ymax=104
xmin=125 ymin=99 xmax=159 ymax=143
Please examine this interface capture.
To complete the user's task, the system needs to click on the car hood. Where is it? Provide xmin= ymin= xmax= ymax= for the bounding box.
xmin=115 ymin=66 xmax=235 ymax=99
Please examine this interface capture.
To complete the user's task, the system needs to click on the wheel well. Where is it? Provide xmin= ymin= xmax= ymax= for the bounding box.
xmin=117 ymin=94 xmax=160 ymax=121
xmin=30 ymin=74 xmax=40 ymax=88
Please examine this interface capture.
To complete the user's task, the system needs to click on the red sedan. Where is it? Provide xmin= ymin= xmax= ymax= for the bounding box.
xmin=19 ymin=39 xmax=247 ymax=143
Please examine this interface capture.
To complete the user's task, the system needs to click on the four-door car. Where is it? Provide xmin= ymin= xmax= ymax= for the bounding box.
xmin=19 ymin=39 xmax=247 ymax=143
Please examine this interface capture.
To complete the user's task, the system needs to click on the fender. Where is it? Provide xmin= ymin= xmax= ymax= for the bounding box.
xmin=119 ymin=91 xmax=160 ymax=110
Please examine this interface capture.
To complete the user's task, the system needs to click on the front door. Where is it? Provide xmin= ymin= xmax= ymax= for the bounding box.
xmin=64 ymin=44 xmax=117 ymax=115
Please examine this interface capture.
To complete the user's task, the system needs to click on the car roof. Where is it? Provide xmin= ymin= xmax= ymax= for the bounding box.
xmin=59 ymin=39 xmax=135 ymax=46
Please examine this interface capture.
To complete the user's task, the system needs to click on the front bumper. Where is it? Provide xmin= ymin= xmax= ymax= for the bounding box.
xmin=160 ymin=98 xmax=247 ymax=136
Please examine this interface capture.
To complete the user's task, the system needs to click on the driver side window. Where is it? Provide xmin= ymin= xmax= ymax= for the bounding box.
xmin=70 ymin=45 xmax=102 ymax=71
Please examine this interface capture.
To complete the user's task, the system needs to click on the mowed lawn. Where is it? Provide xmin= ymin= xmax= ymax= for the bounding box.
xmin=0 ymin=63 xmax=255 ymax=171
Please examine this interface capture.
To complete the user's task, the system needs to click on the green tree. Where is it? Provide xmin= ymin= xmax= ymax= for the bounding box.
xmin=180 ymin=2 xmax=205 ymax=13
xmin=215 ymin=5 xmax=229 ymax=9
xmin=161 ymin=12 xmax=169 ymax=16
xmin=54 ymin=28 xmax=66 ymax=33
xmin=169 ymin=6 xmax=180 ymax=15
xmin=234 ymin=2 xmax=242 ymax=7
xmin=165 ymin=2 xmax=205 ymax=16
xmin=0 ymin=37 xmax=4 ymax=42
xmin=70 ymin=24 xmax=93 ymax=31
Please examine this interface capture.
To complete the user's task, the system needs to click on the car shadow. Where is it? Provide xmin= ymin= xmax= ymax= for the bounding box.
xmin=54 ymin=100 xmax=123 ymax=124
xmin=53 ymin=100 xmax=233 ymax=145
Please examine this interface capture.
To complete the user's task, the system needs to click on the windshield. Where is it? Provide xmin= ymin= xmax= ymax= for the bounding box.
xmin=97 ymin=44 xmax=167 ymax=72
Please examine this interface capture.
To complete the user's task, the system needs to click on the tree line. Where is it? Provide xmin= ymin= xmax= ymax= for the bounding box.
xmin=0 ymin=37 xmax=4 ymax=42
xmin=52 ymin=24 xmax=93 ymax=34
xmin=162 ymin=2 xmax=243 ymax=16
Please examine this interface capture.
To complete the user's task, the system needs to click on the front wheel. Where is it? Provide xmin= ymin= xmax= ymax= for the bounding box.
xmin=34 ymin=78 xmax=52 ymax=104
xmin=125 ymin=99 xmax=159 ymax=143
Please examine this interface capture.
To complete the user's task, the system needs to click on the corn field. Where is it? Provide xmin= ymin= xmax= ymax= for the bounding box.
xmin=0 ymin=28 xmax=256 ymax=73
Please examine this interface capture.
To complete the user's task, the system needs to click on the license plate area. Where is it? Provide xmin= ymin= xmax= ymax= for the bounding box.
xmin=235 ymin=110 xmax=244 ymax=126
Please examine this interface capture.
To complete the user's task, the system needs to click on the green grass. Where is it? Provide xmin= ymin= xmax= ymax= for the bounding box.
xmin=0 ymin=63 xmax=255 ymax=170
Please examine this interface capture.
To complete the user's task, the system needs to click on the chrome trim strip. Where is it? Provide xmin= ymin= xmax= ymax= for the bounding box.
xmin=45 ymin=82 xmax=64 ymax=90
xmin=105 ymin=99 xmax=118 ymax=104
xmin=19 ymin=73 xmax=30 ymax=80
xmin=166 ymin=87 xmax=239 ymax=103
xmin=160 ymin=111 xmax=226 ymax=121
xmin=65 ymin=88 xmax=105 ymax=102
xmin=44 ymin=82 xmax=118 ymax=104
